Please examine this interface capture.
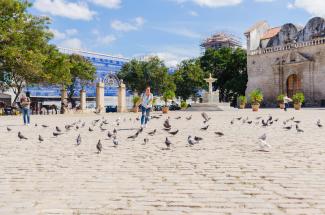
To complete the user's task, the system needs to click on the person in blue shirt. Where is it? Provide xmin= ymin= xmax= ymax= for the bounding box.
xmin=140 ymin=86 xmax=153 ymax=128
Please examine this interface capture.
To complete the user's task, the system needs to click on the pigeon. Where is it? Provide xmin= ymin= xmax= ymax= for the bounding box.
xmin=127 ymin=132 xmax=139 ymax=140
xmin=163 ymin=127 xmax=171 ymax=131
xmin=143 ymin=138 xmax=149 ymax=145
xmin=42 ymin=125 xmax=49 ymax=128
xmin=89 ymin=127 xmax=94 ymax=132
xmin=65 ymin=125 xmax=73 ymax=131
xmin=247 ymin=120 xmax=253 ymax=124
xmin=256 ymin=117 xmax=262 ymax=120
xmin=165 ymin=137 xmax=172 ymax=149
xmin=18 ymin=132 xmax=28 ymax=140
xmin=215 ymin=132 xmax=224 ymax=137
xmin=113 ymin=136 xmax=118 ymax=147
xmin=76 ymin=134 xmax=81 ymax=146
xmin=35 ymin=123 xmax=38 ymax=127
xmin=236 ymin=117 xmax=242 ymax=121
xmin=317 ymin=120 xmax=323 ymax=128
xmin=258 ymin=134 xmax=271 ymax=152
xmin=53 ymin=132 xmax=63 ymax=137
xmin=296 ymin=124 xmax=304 ymax=133
xmin=283 ymin=125 xmax=292 ymax=130
xmin=188 ymin=135 xmax=198 ymax=146
xmin=81 ymin=122 xmax=86 ymax=128
xmin=38 ymin=135 xmax=44 ymax=143
xmin=96 ymin=140 xmax=102 ymax=153
xmin=194 ymin=136 xmax=203 ymax=141
xmin=148 ymin=129 xmax=157 ymax=136
xmin=113 ymin=128 xmax=117 ymax=135
xmin=200 ymin=125 xmax=209 ymax=131
xmin=201 ymin=112 xmax=211 ymax=122
xmin=262 ymin=120 xmax=268 ymax=127
xmin=294 ymin=120 xmax=301 ymax=124
xmin=230 ymin=119 xmax=234 ymax=125
xmin=169 ymin=129 xmax=179 ymax=136
xmin=186 ymin=115 xmax=192 ymax=120
xmin=55 ymin=126 xmax=62 ymax=132
xmin=175 ymin=116 xmax=181 ymax=120
xmin=107 ymin=131 xmax=113 ymax=139
xmin=274 ymin=118 xmax=279 ymax=122
xmin=163 ymin=118 xmax=171 ymax=129
xmin=7 ymin=127 xmax=11 ymax=132
xmin=100 ymin=126 xmax=107 ymax=132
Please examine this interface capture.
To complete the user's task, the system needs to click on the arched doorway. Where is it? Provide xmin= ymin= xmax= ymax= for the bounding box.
xmin=286 ymin=74 xmax=301 ymax=98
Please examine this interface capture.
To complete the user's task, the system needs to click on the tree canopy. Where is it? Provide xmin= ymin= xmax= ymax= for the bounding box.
xmin=200 ymin=47 xmax=247 ymax=103
xmin=118 ymin=57 xmax=175 ymax=96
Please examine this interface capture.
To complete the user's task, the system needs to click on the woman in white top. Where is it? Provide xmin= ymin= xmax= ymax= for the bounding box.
xmin=140 ymin=86 xmax=153 ymax=128
xmin=283 ymin=94 xmax=292 ymax=111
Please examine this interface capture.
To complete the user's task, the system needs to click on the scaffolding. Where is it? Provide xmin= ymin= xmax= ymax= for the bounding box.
xmin=201 ymin=32 xmax=242 ymax=51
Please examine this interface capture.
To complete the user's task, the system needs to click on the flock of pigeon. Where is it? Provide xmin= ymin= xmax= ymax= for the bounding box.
xmin=6 ymin=112 xmax=324 ymax=153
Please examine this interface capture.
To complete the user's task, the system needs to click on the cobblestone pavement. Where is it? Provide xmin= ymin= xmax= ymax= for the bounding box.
xmin=1 ymin=109 xmax=325 ymax=215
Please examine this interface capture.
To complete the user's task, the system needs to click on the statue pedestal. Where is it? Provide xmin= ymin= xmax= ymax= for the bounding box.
xmin=188 ymin=91 xmax=232 ymax=111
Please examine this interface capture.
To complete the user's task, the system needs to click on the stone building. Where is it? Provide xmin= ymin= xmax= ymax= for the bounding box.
xmin=245 ymin=17 xmax=325 ymax=106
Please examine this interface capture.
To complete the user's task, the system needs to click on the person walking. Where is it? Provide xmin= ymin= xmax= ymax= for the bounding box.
xmin=20 ymin=94 xmax=31 ymax=125
xmin=140 ymin=86 xmax=153 ymax=128
xmin=283 ymin=94 xmax=292 ymax=111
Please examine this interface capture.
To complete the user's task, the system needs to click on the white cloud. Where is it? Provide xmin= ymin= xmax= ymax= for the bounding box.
xmin=89 ymin=0 xmax=122 ymax=9
xmin=138 ymin=46 xmax=200 ymax=67
xmin=111 ymin=16 xmax=145 ymax=32
xmin=49 ymin=28 xmax=79 ymax=40
xmin=154 ymin=27 xmax=201 ymax=39
xmin=255 ymin=0 xmax=275 ymax=2
xmin=34 ymin=0 xmax=96 ymax=21
xmin=100 ymin=35 xmax=117 ymax=45
xmin=60 ymin=38 xmax=83 ymax=49
xmin=188 ymin=10 xmax=199 ymax=16
xmin=172 ymin=0 xmax=242 ymax=7
xmin=290 ymin=0 xmax=325 ymax=17
xmin=49 ymin=29 xmax=66 ymax=40
xmin=66 ymin=29 xmax=79 ymax=36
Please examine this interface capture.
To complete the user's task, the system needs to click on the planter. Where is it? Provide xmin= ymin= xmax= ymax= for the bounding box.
xmin=133 ymin=106 xmax=139 ymax=113
xmin=162 ymin=106 xmax=169 ymax=114
xmin=294 ymin=103 xmax=302 ymax=110
xmin=252 ymin=104 xmax=260 ymax=112
xmin=239 ymin=103 xmax=246 ymax=109
xmin=279 ymin=103 xmax=285 ymax=109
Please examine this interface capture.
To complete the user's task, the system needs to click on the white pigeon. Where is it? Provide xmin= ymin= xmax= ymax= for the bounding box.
xmin=258 ymin=134 xmax=271 ymax=152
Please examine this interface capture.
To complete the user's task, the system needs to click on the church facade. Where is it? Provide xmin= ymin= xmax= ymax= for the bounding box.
xmin=245 ymin=17 xmax=325 ymax=106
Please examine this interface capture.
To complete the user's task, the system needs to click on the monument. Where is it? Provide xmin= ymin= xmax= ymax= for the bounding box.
xmin=188 ymin=73 xmax=231 ymax=111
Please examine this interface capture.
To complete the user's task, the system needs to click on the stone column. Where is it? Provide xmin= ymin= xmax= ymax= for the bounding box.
xmin=80 ymin=89 xmax=86 ymax=111
xmin=117 ymin=82 xmax=127 ymax=112
xmin=96 ymin=82 xmax=105 ymax=113
xmin=60 ymin=87 xmax=68 ymax=114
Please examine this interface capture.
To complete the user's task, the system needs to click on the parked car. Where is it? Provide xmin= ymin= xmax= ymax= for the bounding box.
xmin=106 ymin=105 xmax=117 ymax=113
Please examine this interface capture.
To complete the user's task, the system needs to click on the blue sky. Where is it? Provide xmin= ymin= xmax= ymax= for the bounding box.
xmin=29 ymin=0 xmax=322 ymax=66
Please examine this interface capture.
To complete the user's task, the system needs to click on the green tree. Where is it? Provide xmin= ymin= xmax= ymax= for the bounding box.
xmin=118 ymin=56 xmax=175 ymax=96
xmin=200 ymin=47 xmax=247 ymax=104
xmin=173 ymin=59 xmax=206 ymax=101
xmin=66 ymin=54 xmax=96 ymax=107
xmin=0 ymin=0 xmax=52 ymax=103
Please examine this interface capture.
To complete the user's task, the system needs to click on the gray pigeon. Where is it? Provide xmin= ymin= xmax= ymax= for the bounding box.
xmin=56 ymin=126 xmax=62 ymax=132
xmin=76 ymin=134 xmax=81 ymax=146
xmin=215 ymin=132 xmax=224 ymax=137
xmin=148 ymin=129 xmax=157 ymax=136
xmin=53 ymin=132 xmax=63 ymax=137
xmin=7 ymin=127 xmax=11 ymax=132
xmin=97 ymin=139 xmax=102 ymax=153
xmin=169 ymin=129 xmax=179 ymax=136
xmin=201 ymin=112 xmax=211 ymax=122
xmin=165 ymin=137 xmax=172 ymax=149
xmin=18 ymin=132 xmax=28 ymax=140
xmin=38 ymin=135 xmax=44 ymax=143
xmin=188 ymin=136 xmax=198 ymax=146
xmin=143 ymin=138 xmax=149 ymax=145
xmin=107 ymin=131 xmax=113 ymax=139
xmin=113 ymin=136 xmax=118 ymax=147
xmin=201 ymin=125 xmax=209 ymax=131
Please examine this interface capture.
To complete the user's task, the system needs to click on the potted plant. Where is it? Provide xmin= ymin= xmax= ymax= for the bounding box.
xmin=249 ymin=89 xmax=263 ymax=112
xmin=161 ymin=90 xmax=175 ymax=114
xmin=292 ymin=92 xmax=304 ymax=110
xmin=238 ymin=95 xmax=247 ymax=109
xmin=277 ymin=94 xmax=285 ymax=109
xmin=132 ymin=96 xmax=141 ymax=113
xmin=180 ymin=100 xmax=188 ymax=110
